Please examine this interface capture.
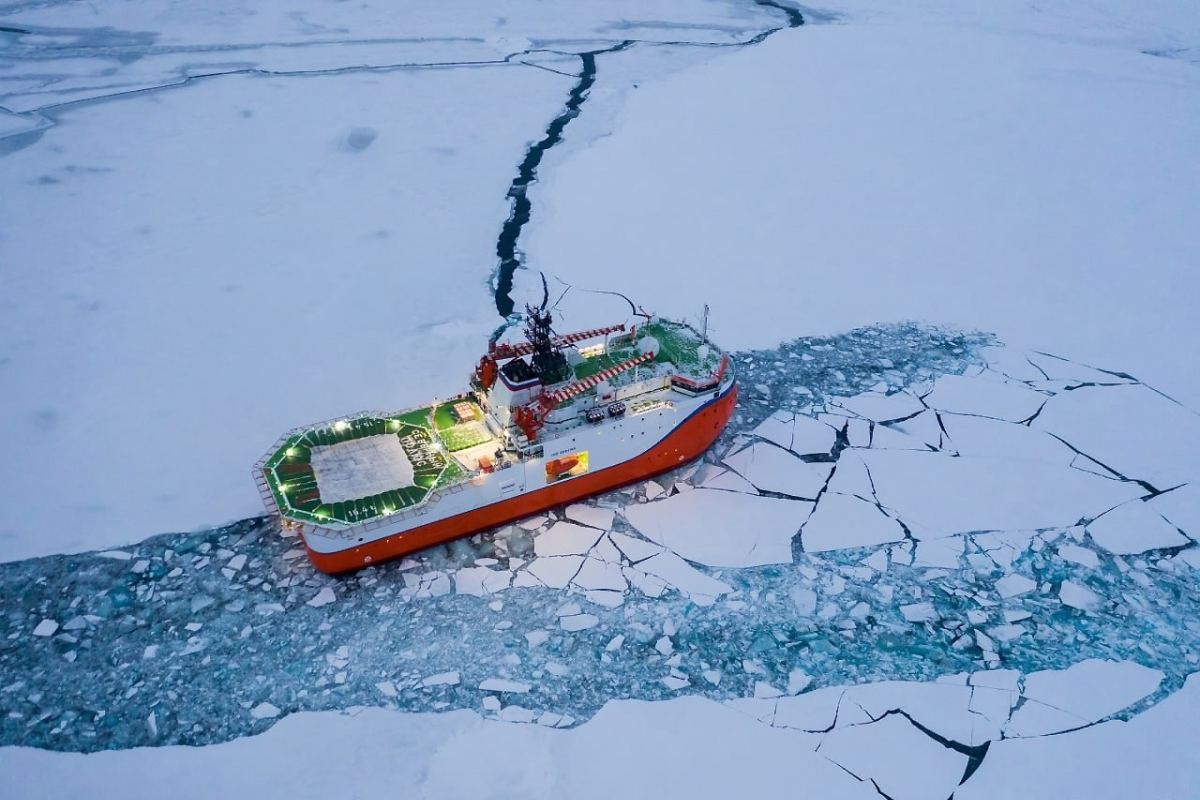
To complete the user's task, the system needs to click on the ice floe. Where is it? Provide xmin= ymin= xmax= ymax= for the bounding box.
xmin=564 ymin=504 xmax=615 ymax=531
xmin=623 ymin=489 xmax=810 ymax=568
xmin=801 ymin=492 xmax=906 ymax=552
xmin=925 ymin=374 xmax=1047 ymax=422
xmin=832 ymin=391 xmax=926 ymax=423
xmin=721 ymin=442 xmax=834 ymax=499
xmin=857 ymin=449 xmax=1143 ymax=539
xmin=1085 ymin=500 xmax=1190 ymax=555
xmin=1034 ymin=384 xmax=1200 ymax=490
xmin=1005 ymin=660 xmax=1163 ymax=737
xmin=1059 ymin=581 xmax=1102 ymax=612
xmin=533 ymin=522 xmax=605 ymax=557
xmin=819 ymin=712 xmax=969 ymax=800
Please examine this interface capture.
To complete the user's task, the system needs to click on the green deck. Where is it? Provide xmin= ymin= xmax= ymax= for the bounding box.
xmin=568 ymin=321 xmax=719 ymax=382
xmin=263 ymin=410 xmax=474 ymax=527
xmin=640 ymin=321 xmax=721 ymax=372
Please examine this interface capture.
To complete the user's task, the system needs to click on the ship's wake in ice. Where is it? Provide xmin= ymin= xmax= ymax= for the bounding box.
xmin=3 ymin=322 xmax=1198 ymax=756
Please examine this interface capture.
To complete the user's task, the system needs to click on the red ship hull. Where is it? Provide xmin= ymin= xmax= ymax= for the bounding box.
xmin=303 ymin=383 xmax=738 ymax=574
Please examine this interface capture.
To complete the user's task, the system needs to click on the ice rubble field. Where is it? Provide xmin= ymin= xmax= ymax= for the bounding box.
xmin=3 ymin=0 xmax=1200 ymax=796
xmin=4 ymin=326 xmax=1200 ymax=797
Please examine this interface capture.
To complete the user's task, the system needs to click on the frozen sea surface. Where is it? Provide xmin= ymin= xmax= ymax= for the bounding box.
xmin=2 ymin=328 xmax=1197 ymax=758
xmin=3 ymin=1 xmax=1199 ymax=796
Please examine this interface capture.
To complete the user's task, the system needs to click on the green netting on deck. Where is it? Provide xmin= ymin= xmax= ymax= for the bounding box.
xmin=640 ymin=322 xmax=721 ymax=372
xmin=572 ymin=348 xmax=638 ymax=380
xmin=263 ymin=415 xmax=469 ymax=527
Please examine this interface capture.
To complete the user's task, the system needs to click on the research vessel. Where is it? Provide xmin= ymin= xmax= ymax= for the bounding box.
xmin=255 ymin=307 xmax=737 ymax=573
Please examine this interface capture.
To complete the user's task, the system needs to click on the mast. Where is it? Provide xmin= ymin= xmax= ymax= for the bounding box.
xmin=523 ymin=304 xmax=570 ymax=385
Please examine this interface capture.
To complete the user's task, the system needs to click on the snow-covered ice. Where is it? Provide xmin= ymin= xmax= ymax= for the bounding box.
xmin=1006 ymin=660 xmax=1163 ymax=737
xmin=819 ymin=712 xmax=969 ymax=800
xmin=801 ymin=492 xmax=906 ymax=553
xmin=721 ymin=442 xmax=834 ymax=499
xmin=624 ymin=489 xmax=811 ymax=568
xmin=4 ymin=1 xmax=1200 ymax=796
xmin=1085 ymin=500 xmax=1190 ymax=555
xmin=924 ymin=374 xmax=1047 ymax=423
xmin=0 ymin=61 xmax=574 ymax=562
xmin=858 ymin=449 xmax=1143 ymax=540
xmin=533 ymin=522 xmax=604 ymax=558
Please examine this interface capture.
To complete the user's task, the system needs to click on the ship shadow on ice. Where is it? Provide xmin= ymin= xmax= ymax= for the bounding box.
xmin=3 ymin=322 xmax=1198 ymax=755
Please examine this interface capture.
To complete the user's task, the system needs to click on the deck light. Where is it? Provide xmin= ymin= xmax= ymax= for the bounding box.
xmin=335 ymin=420 xmax=348 ymax=431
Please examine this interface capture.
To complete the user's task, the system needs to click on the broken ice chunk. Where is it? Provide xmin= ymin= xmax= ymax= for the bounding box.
xmin=787 ymin=669 xmax=812 ymax=695
xmin=752 ymin=411 xmax=796 ymax=450
xmin=789 ymin=586 xmax=817 ymax=616
xmin=1059 ymin=580 xmax=1102 ymax=611
xmin=631 ymin=552 xmax=731 ymax=606
xmin=250 ymin=702 xmax=281 ymax=719
xmin=888 ymin=411 xmax=947 ymax=451
xmin=846 ymin=418 xmax=871 ymax=447
xmin=534 ymin=521 xmax=604 ymax=557
xmin=856 ymin=448 xmax=1142 ymax=539
xmin=306 ymin=588 xmax=336 ymax=608
xmin=525 ymin=555 xmax=585 ymax=589
xmin=478 ymin=679 xmax=530 ymax=693
xmin=773 ymin=686 xmax=843 ymax=731
xmin=559 ymin=614 xmax=599 ymax=632
xmin=421 ymin=672 xmax=460 ymax=688
xmin=862 ymin=548 xmax=889 ymax=572
xmin=571 ymin=558 xmax=627 ymax=592
xmin=824 ymin=452 xmax=876 ymax=500
xmin=900 ymin=602 xmax=938 ymax=623
xmin=995 ymin=574 xmax=1037 ymax=599
xmin=791 ymin=415 xmax=838 ymax=455
xmin=1057 ymin=544 xmax=1100 ymax=568
xmin=32 ymin=620 xmax=58 ymax=637
xmin=941 ymin=413 xmax=1071 ymax=464
xmin=987 ymin=624 xmax=1026 ymax=643
xmin=454 ymin=567 xmax=512 ymax=596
